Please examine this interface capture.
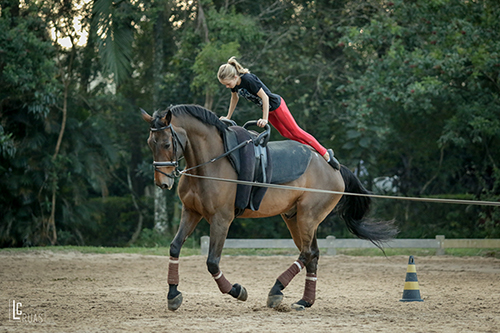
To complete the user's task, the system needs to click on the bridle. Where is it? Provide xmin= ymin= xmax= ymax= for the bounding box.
xmin=150 ymin=124 xmax=185 ymax=179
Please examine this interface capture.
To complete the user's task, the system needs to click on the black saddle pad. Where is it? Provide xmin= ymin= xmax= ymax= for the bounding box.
xmin=268 ymin=140 xmax=312 ymax=184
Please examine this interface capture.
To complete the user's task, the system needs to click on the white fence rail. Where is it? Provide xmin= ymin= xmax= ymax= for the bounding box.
xmin=200 ymin=235 xmax=500 ymax=256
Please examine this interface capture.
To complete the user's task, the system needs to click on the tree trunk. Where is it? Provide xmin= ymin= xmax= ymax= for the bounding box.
xmin=127 ymin=171 xmax=144 ymax=245
xmin=46 ymin=32 xmax=76 ymax=245
xmin=204 ymin=90 xmax=214 ymax=110
xmin=46 ymin=79 xmax=69 ymax=245
xmin=152 ymin=4 xmax=170 ymax=233
xmin=197 ymin=0 xmax=213 ymax=110
xmin=197 ymin=0 xmax=209 ymax=43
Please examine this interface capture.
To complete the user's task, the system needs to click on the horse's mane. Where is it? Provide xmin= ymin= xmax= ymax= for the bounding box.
xmin=153 ymin=104 xmax=228 ymax=135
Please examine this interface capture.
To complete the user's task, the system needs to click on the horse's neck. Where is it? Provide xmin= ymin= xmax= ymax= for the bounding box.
xmin=176 ymin=118 xmax=224 ymax=171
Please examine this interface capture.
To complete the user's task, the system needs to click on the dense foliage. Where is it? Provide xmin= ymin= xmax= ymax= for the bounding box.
xmin=1 ymin=0 xmax=498 ymax=247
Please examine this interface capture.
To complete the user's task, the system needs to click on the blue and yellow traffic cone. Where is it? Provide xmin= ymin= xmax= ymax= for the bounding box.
xmin=400 ymin=255 xmax=423 ymax=302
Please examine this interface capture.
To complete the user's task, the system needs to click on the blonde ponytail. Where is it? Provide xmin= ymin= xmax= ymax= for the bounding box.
xmin=217 ymin=57 xmax=250 ymax=81
xmin=228 ymin=57 xmax=249 ymax=74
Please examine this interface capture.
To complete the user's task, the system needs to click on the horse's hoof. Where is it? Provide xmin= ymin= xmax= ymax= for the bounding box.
xmin=267 ymin=294 xmax=283 ymax=308
xmin=167 ymin=292 xmax=183 ymax=311
xmin=291 ymin=302 xmax=306 ymax=311
xmin=291 ymin=299 xmax=312 ymax=311
xmin=236 ymin=284 xmax=248 ymax=301
xmin=229 ymin=284 xmax=248 ymax=301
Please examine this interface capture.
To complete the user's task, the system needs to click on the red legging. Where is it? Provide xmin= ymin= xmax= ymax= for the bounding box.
xmin=268 ymin=98 xmax=327 ymax=156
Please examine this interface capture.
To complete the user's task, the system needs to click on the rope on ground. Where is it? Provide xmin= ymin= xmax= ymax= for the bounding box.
xmin=179 ymin=171 xmax=500 ymax=207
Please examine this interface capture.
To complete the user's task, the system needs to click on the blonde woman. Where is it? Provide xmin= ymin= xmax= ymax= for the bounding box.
xmin=218 ymin=57 xmax=339 ymax=170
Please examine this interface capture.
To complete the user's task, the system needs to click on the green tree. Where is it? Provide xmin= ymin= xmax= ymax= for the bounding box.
xmin=0 ymin=3 xmax=60 ymax=245
xmin=1 ymin=1 xmax=128 ymax=246
xmin=337 ymin=0 xmax=499 ymax=236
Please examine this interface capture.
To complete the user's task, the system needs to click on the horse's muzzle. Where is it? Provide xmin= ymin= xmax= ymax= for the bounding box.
xmin=153 ymin=161 xmax=179 ymax=190
xmin=155 ymin=174 xmax=175 ymax=190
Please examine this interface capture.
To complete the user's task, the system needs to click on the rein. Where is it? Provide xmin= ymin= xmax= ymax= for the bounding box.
xmin=182 ymin=138 xmax=252 ymax=174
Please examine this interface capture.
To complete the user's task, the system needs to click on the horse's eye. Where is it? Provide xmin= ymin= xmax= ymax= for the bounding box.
xmin=164 ymin=142 xmax=171 ymax=149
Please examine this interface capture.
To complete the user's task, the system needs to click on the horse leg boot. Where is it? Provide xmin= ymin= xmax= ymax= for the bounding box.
xmin=167 ymin=210 xmax=202 ymax=311
xmin=167 ymin=235 xmax=185 ymax=311
xmin=292 ymin=241 xmax=320 ymax=310
xmin=267 ymin=259 xmax=305 ymax=308
xmin=210 ymin=268 xmax=248 ymax=301
xmin=291 ymin=260 xmax=318 ymax=310
xmin=167 ymin=256 xmax=183 ymax=311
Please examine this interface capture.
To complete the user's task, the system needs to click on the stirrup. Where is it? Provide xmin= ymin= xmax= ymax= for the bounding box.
xmin=327 ymin=149 xmax=340 ymax=170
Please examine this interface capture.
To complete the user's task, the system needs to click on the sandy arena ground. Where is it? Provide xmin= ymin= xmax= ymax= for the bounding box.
xmin=1 ymin=251 xmax=499 ymax=332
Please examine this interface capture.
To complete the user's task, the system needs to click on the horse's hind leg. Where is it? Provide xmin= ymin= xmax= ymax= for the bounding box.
xmin=167 ymin=208 xmax=202 ymax=311
xmin=267 ymin=231 xmax=319 ymax=310
xmin=206 ymin=216 xmax=248 ymax=302
xmin=267 ymin=213 xmax=306 ymax=308
xmin=291 ymin=235 xmax=319 ymax=310
xmin=268 ymin=192 xmax=337 ymax=310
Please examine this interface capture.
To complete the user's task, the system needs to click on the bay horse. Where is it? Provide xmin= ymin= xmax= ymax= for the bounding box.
xmin=141 ymin=104 xmax=397 ymax=311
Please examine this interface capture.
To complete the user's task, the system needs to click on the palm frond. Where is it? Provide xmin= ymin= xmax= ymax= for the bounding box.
xmin=92 ymin=0 xmax=133 ymax=84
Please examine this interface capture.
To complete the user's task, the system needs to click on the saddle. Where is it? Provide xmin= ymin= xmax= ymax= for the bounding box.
xmin=223 ymin=122 xmax=312 ymax=216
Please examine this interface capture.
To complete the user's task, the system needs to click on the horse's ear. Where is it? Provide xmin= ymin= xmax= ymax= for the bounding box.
xmin=163 ymin=109 xmax=172 ymax=125
xmin=141 ymin=108 xmax=152 ymax=123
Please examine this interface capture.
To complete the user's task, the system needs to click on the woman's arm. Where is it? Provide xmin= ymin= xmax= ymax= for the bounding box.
xmin=222 ymin=92 xmax=239 ymax=120
xmin=256 ymin=88 xmax=269 ymax=127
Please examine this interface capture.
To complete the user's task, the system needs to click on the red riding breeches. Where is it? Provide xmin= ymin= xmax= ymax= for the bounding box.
xmin=268 ymin=98 xmax=327 ymax=156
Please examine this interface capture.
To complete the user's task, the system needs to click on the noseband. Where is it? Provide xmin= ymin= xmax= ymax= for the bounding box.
xmin=151 ymin=124 xmax=185 ymax=179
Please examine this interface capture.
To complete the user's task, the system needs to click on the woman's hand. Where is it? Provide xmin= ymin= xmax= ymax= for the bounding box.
xmin=257 ymin=118 xmax=268 ymax=128
xmin=220 ymin=116 xmax=230 ymax=121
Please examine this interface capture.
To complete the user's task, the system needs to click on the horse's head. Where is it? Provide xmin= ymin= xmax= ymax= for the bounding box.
xmin=141 ymin=108 xmax=185 ymax=190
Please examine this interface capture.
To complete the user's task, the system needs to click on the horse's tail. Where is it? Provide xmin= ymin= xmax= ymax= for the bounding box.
xmin=336 ymin=165 xmax=398 ymax=250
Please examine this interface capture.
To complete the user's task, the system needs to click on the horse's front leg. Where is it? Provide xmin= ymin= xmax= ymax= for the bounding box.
xmin=207 ymin=218 xmax=248 ymax=302
xmin=167 ymin=208 xmax=202 ymax=311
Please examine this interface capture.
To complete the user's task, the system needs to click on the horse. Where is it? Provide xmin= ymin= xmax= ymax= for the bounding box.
xmin=141 ymin=104 xmax=397 ymax=311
